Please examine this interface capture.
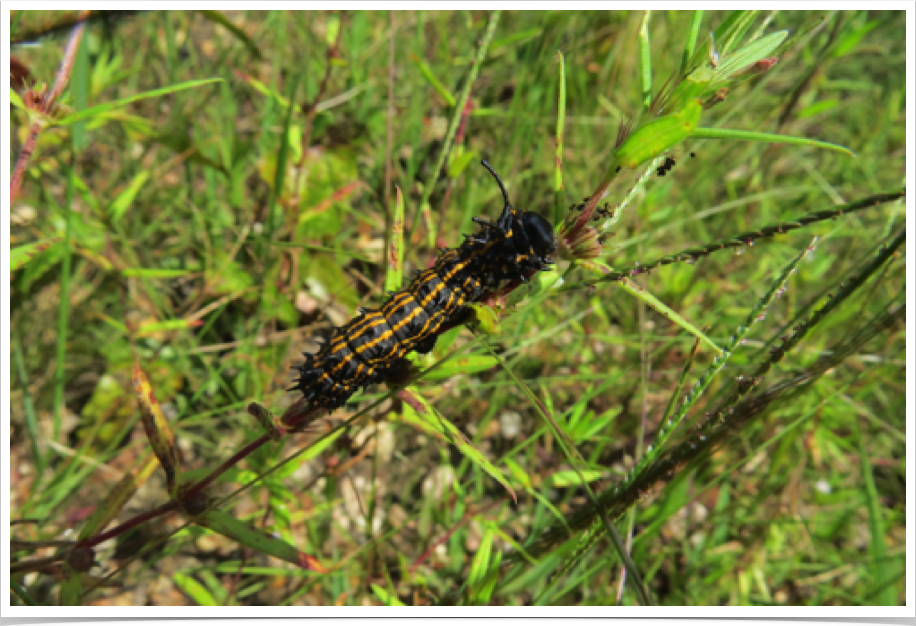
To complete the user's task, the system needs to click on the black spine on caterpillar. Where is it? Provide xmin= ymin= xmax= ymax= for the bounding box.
xmin=293 ymin=160 xmax=557 ymax=411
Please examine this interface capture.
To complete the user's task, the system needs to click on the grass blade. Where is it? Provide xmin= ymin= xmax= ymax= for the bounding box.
xmin=397 ymin=387 xmax=517 ymax=503
xmin=197 ymin=509 xmax=326 ymax=573
xmin=409 ymin=10 xmax=501 ymax=236
xmin=384 ymin=186 xmax=405 ymax=293
xmin=639 ymin=11 xmax=653 ymax=112
xmin=618 ymin=277 xmax=722 ymax=354
xmin=553 ymin=50 xmax=567 ymax=226
xmin=55 ymin=78 xmax=223 ymax=126
xmin=691 ymin=126 xmax=854 ymax=157
xmin=680 ymin=11 xmax=704 ymax=76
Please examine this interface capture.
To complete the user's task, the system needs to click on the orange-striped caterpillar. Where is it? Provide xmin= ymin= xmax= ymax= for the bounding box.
xmin=294 ymin=161 xmax=557 ymax=411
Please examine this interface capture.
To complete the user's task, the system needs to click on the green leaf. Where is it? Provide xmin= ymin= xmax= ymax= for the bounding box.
xmin=55 ymin=78 xmax=223 ymax=126
xmin=397 ymin=387 xmax=516 ymax=503
xmin=371 ymin=584 xmax=406 ymax=606
xmin=548 ymin=469 xmax=605 ymax=487
xmin=680 ymin=11 xmax=704 ymax=77
xmin=553 ymin=50 xmax=567 ymax=226
xmin=639 ymin=11 xmax=653 ymax=112
xmin=798 ymin=99 xmax=839 ymax=119
xmin=446 ymin=149 xmax=479 ymax=179
xmin=59 ymin=568 xmax=83 ymax=606
xmin=691 ymin=126 xmax=854 ymax=157
xmin=299 ymin=427 xmax=345 ymax=462
xmin=196 ymin=510 xmax=326 ymax=573
xmin=121 ymin=268 xmax=192 ymax=278
xmin=10 ymin=89 xmax=25 ymax=110
xmin=108 ymin=171 xmax=150 ymax=223
xmin=853 ymin=415 xmax=896 ymax=605
xmin=420 ymin=354 xmax=500 ymax=381
xmin=11 ymin=239 xmax=60 ymax=272
xmin=409 ymin=53 xmax=456 ymax=107
xmin=468 ymin=527 xmax=502 ymax=604
xmin=174 ymin=572 xmax=219 ymax=606
xmin=833 ymin=20 xmax=878 ymax=58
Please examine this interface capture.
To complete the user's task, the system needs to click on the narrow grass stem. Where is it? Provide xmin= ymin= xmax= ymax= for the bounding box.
xmin=409 ymin=11 xmax=501 ymax=237
xmin=559 ymin=189 xmax=905 ymax=293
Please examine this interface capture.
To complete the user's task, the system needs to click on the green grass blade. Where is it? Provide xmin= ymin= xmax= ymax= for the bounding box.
xmin=397 ymin=386 xmax=517 ymax=503
xmin=553 ymin=50 xmax=567 ymax=226
xmin=853 ymin=402 xmax=896 ymax=605
xmin=108 ymin=170 xmax=150 ymax=223
xmin=680 ymin=11 xmax=704 ymax=76
xmin=371 ymin=583 xmax=406 ymax=606
xmin=173 ymin=572 xmax=219 ymax=606
xmin=639 ymin=11 xmax=653 ymax=112
xmin=55 ymin=78 xmax=223 ymax=126
xmin=634 ymin=237 xmax=816 ymax=477
xmin=198 ymin=10 xmax=262 ymax=60
xmin=409 ymin=10 xmax=501 ymax=236
xmin=196 ymin=510 xmax=326 ymax=573
xmin=409 ymin=53 xmax=456 ymax=107
xmin=266 ymin=71 xmax=300 ymax=241
xmin=691 ymin=126 xmax=854 ymax=157
xmin=618 ymin=277 xmax=722 ymax=355
xmin=11 ymin=239 xmax=60 ymax=272
xmin=13 ymin=334 xmax=44 ymax=482
xmin=384 ymin=186 xmax=406 ymax=293
xmin=53 ymin=159 xmax=76 ymax=441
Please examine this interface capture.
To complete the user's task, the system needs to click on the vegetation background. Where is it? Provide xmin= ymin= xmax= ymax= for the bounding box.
xmin=9 ymin=9 xmax=907 ymax=606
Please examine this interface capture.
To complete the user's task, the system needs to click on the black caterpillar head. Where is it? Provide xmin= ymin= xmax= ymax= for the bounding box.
xmin=480 ymin=160 xmax=557 ymax=272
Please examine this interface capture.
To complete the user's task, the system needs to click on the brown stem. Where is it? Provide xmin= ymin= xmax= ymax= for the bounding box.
xmin=10 ymin=13 xmax=88 ymax=203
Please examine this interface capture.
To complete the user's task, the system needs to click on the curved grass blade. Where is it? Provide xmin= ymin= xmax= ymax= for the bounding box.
xmin=55 ymin=78 xmax=223 ymax=126
xmin=397 ymin=387 xmax=516 ymax=503
xmin=691 ymin=126 xmax=854 ymax=156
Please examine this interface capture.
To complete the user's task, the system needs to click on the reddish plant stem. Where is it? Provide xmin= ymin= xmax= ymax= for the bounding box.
xmin=78 ymin=501 xmax=178 ymax=549
xmin=182 ymin=433 xmax=273 ymax=501
xmin=10 ymin=13 xmax=88 ymax=204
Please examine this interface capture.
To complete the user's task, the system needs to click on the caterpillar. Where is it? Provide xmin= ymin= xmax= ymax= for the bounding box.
xmin=294 ymin=161 xmax=557 ymax=412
